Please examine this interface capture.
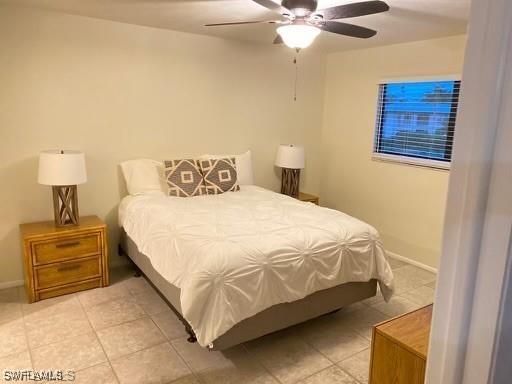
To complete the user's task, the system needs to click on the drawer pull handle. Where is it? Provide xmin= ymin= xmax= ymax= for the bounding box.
xmin=57 ymin=264 xmax=81 ymax=272
xmin=55 ymin=241 xmax=80 ymax=249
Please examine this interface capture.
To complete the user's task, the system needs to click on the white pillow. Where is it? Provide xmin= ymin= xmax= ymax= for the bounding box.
xmin=120 ymin=159 xmax=166 ymax=196
xmin=199 ymin=150 xmax=254 ymax=185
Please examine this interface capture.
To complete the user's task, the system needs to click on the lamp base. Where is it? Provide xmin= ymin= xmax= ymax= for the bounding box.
xmin=281 ymin=168 xmax=300 ymax=198
xmin=52 ymin=185 xmax=80 ymax=227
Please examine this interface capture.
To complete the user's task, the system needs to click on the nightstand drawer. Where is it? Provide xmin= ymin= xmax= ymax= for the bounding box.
xmin=36 ymin=278 xmax=103 ymax=301
xmin=34 ymin=256 xmax=101 ymax=290
xmin=32 ymin=233 xmax=101 ymax=265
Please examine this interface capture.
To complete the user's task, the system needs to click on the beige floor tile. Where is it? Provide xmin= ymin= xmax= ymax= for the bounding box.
xmin=360 ymin=292 xmax=385 ymax=307
xmin=151 ymin=309 xmax=187 ymax=340
xmin=25 ymin=306 xmax=92 ymax=349
xmin=394 ymin=265 xmax=437 ymax=286
xmin=172 ymin=337 xmax=247 ymax=372
xmin=122 ymin=276 xmax=153 ymax=295
xmin=22 ymin=294 xmax=80 ymax=321
xmin=77 ymin=283 xmax=131 ymax=308
xmin=334 ymin=306 xmax=390 ymax=340
xmin=391 ymin=273 xmax=424 ymax=295
xmin=245 ymin=333 xmax=331 ymax=384
xmin=300 ymin=318 xmax=369 ymax=363
xmin=85 ymin=296 xmax=146 ymax=331
xmin=97 ymin=317 xmax=165 ymax=360
xmin=0 ymin=319 xmax=28 ymax=358
xmin=133 ymin=289 xmax=169 ymax=316
xmin=352 ymin=327 xmax=373 ymax=341
xmin=400 ymin=286 xmax=436 ymax=306
xmin=32 ymin=332 xmax=106 ymax=372
xmin=387 ymin=258 xmax=407 ymax=270
xmin=0 ymin=268 xmax=437 ymax=384
xmin=197 ymin=355 xmax=278 ymax=384
xmin=371 ymin=296 xmax=421 ymax=318
xmin=109 ymin=265 xmax=137 ymax=284
xmin=170 ymin=376 xmax=201 ymax=384
xmin=340 ymin=305 xmax=390 ymax=324
xmin=0 ymin=350 xmax=32 ymax=384
xmin=111 ymin=342 xmax=191 ymax=384
xmin=297 ymin=365 xmax=357 ymax=384
xmin=337 ymin=348 xmax=371 ymax=384
xmin=74 ymin=362 xmax=118 ymax=384
xmin=0 ymin=303 xmax=22 ymax=325
xmin=342 ymin=302 xmax=368 ymax=313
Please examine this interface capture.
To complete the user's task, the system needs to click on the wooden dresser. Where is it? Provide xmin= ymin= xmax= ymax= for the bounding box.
xmin=20 ymin=216 xmax=109 ymax=303
xmin=369 ymin=304 xmax=433 ymax=384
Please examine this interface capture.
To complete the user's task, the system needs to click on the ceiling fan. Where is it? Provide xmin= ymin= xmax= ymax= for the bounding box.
xmin=205 ymin=0 xmax=390 ymax=49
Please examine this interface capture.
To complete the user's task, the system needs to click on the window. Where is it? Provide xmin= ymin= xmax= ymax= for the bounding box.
xmin=373 ymin=79 xmax=461 ymax=169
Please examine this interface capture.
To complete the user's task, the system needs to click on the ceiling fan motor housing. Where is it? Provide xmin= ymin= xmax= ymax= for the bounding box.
xmin=282 ymin=0 xmax=318 ymax=14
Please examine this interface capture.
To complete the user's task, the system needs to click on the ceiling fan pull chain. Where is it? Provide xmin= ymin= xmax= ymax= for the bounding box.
xmin=294 ymin=51 xmax=300 ymax=101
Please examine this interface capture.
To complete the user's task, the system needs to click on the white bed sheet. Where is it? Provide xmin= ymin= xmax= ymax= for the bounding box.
xmin=119 ymin=186 xmax=394 ymax=346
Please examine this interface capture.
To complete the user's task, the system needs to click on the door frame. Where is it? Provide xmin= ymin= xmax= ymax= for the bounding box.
xmin=426 ymin=0 xmax=512 ymax=383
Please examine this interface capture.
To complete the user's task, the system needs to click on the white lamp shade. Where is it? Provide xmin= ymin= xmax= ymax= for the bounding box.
xmin=276 ymin=24 xmax=321 ymax=49
xmin=275 ymin=145 xmax=305 ymax=169
xmin=38 ymin=150 xmax=87 ymax=186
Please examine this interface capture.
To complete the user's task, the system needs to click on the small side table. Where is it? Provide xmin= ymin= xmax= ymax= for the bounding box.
xmin=369 ymin=304 xmax=433 ymax=383
xmin=20 ymin=215 xmax=109 ymax=303
xmin=298 ymin=192 xmax=319 ymax=205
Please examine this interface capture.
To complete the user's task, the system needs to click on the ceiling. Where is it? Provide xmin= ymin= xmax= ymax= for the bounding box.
xmin=0 ymin=0 xmax=470 ymax=52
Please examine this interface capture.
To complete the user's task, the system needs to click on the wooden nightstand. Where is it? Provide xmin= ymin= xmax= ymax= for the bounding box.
xmin=298 ymin=192 xmax=319 ymax=205
xmin=20 ymin=215 xmax=109 ymax=303
xmin=369 ymin=304 xmax=433 ymax=384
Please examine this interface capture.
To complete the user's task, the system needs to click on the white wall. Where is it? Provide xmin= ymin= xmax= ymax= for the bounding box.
xmin=320 ymin=35 xmax=467 ymax=268
xmin=0 ymin=6 xmax=326 ymax=284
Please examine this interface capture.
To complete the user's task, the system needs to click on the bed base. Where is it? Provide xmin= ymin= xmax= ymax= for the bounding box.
xmin=119 ymin=231 xmax=378 ymax=350
xmin=142 ymin=272 xmax=198 ymax=343
xmin=118 ymin=244 xmax=197 ymax=343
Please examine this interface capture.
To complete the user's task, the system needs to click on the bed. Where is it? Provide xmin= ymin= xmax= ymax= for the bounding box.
xmin=118 ymin=185 xmax=394 ymax=350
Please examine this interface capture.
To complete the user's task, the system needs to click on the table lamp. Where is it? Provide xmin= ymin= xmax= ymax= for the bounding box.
xmin=38 ymin=150 xmax=87 ymax=227
xmin=275 ymin=144 xmax=305 ymax=198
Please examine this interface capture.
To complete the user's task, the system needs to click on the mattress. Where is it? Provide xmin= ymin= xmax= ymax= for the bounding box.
xmin=119 ymin=186 xmax=395 ymax=346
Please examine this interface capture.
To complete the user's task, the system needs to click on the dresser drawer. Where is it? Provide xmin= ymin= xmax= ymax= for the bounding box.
xmin=34 ymin=256 xmax=101 ymax=290
xmin=32 ymin=233 xmax=101 ymax=265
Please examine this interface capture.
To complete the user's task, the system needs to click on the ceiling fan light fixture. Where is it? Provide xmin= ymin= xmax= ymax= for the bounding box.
xmin=276 ymin=24 xmax=321 ymax=49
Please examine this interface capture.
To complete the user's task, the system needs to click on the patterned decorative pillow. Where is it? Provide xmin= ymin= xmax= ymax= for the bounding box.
xmin=199 ymin=157 xmax=240 ymax=195
xmin=164 ymin=159 xmax=206 ymax=197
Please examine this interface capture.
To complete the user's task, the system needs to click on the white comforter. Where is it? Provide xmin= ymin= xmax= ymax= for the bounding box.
xmin=119 ymin=186 xmax=394 ymax=346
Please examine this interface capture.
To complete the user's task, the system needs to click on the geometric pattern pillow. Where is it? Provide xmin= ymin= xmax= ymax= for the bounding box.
xmin=198 ymin=157 xmax=240 ymax=195
xmin=163 ymin=159 xmax=206 ymax=197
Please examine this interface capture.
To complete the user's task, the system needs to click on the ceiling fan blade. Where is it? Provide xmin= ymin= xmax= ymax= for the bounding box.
xmin=320 ymin=21 xmax=377 ymax=38
xmin=205 ymin=20 xmax=280 ymax=27
xmin=273 ymin=35 xmax=284 ymax=44
xmin=251 ymin=0 xmax=290 ymax=14
xmin=321 ymin=1 xmax=389 ymax=20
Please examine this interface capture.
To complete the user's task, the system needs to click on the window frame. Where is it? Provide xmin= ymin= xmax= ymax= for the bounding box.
xmin=372 ymin=75 xmax=461 ymax=170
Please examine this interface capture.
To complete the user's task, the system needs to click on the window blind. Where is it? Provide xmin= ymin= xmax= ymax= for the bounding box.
xmin=374 ymin=80 xmax=461 ymax=164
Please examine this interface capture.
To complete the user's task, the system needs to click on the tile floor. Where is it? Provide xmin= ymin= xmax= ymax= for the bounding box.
xmin=0 ymin=260 xmax=436 ymax=384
